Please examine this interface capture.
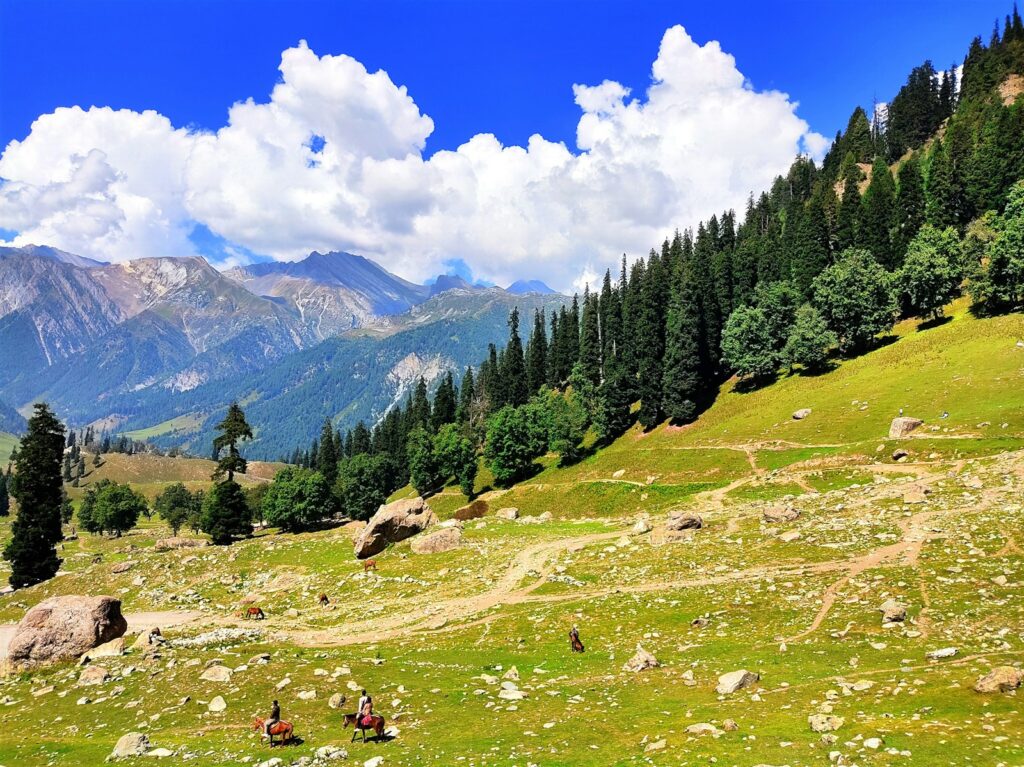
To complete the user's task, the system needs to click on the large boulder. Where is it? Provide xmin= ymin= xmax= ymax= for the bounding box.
xmin=889 ymin=417 xmax=924 ymax=439
xmin=410 ymin=527 xmax=462 ymax=555
xmin=7 ymin=596 xmax=127 ymax=667
xmin=792 ymin=408 xmax=812 ymax=420
xmin=354 ymin=497 xmax=437 ymax=559
xmin=716 ymin=669 xmax=760 ymax=695
xmin=763 ymin=506 xmax=800 ymax=523
xmin=666 ymin=511 xmax=703 ymax=531
xmin=110 ymin=732 xmax=150 ymax=759
xmin=974 ymin=666 xmax=1024 ymax=693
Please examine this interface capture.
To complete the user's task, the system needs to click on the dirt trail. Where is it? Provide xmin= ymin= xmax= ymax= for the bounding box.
xmin=289 ymin=530 xmax=625 ymax=647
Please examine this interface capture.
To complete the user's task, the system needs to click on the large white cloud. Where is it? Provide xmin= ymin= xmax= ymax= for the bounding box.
xmin=0 ymin=27 xmax=824 ymax=290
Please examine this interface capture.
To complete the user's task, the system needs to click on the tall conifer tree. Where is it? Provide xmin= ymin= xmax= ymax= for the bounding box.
xmin=3 ymin=403 xmax=65 ymax=588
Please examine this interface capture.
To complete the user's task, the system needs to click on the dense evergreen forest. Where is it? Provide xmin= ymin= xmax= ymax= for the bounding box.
xmin=283 ymin=10 xmax=1024 ymax=520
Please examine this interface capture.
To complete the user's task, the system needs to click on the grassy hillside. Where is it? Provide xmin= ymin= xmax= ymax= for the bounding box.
xmin=1 ymin=307 xmax=1022 ymax=767
xmin=0 ymin=432 xmax=17 ymax=464
xmin=67 ymin=452 xmax=283 ymax=501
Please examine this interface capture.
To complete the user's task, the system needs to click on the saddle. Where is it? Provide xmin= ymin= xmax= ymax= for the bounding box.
xmin=267 ymin=719 xmax=290 ymax=735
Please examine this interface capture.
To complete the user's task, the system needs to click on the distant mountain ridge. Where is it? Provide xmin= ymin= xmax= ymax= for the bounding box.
xmin=0 ymin=244 xmax=565 ymax=453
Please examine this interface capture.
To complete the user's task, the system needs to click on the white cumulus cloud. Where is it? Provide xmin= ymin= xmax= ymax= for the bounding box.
xmin=0 ymin=27 xmax=824 ymax=291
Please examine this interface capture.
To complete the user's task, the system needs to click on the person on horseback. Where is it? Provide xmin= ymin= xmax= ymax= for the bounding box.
xmin=569 ymin=624 xmax=584 ymax=652
xmin=263 ymin=700 xmax=280 ymax=740
xmin=357 ymin=689 xmax=373 ymax=726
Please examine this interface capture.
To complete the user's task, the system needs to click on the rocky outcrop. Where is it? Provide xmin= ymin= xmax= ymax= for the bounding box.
xmin=354 ymin=497 xmax=437 ymax=559
xmin=7 ymin=596 xmax=127 ymax=667
xmin=410 ymin=527 xmax=462 ymax=555
xmin=889 ymin=417 xmax=923 ymax=439
xmin=974 ymin=666 xmax=1024 ymax=693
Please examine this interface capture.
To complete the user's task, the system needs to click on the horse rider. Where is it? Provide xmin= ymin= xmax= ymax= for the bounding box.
xmin=569 ymin=624 xmax=582 ymax=651
xmin=357 ymin=689 xmax=373 ymax=726
xmin=263 ymin=699 xmax=280 ymax=740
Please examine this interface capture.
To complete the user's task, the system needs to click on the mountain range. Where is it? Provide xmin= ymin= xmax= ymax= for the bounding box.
xmin=0 ymin=246 xmax=561 ymax=456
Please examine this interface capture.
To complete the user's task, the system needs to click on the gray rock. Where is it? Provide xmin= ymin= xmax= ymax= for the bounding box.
xmin=666 ymin=511 xmax=703 ymax=531
xmin=808 ymin=714 xmax=844 ymax=733
xmin=889 ymin=417 xmax=923 ymax=439
xmin=623 ymin=644 xmax=660 ymax=672
xmin=110 ymin=732 xmax=150 ymax=759
xmin=354 ymin=497 xmax=437 ymax=559
xmin=410 ymin=527 xmax=462 ymax=555
xmin=207 ymin=695 xmax=227 ymax=712
xmin=974 ymin=666 xmax=1024 ymax=693
xmin=879 ymin=599 xmax=907 ymax=623
xmin=78 ymin=665 xmax=110 ymax=686
xmin=716 ymin=669 xmax=759 ymax=694
xmin=792 ymin=408 xmax=812 ymax=420
xmin=199 ymin=665 xmax=233 ymax=683
xmin=495 ymin=507 xmax=519 ymax=520
xmin=8 ymin=595 xmax=127 ymax=667
xmin=763 ymin=506 xmax=800 ymax=523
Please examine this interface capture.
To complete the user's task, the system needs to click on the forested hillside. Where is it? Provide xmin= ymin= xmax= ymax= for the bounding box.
xmin=305 ymin=10 xmax=1024 ymax=517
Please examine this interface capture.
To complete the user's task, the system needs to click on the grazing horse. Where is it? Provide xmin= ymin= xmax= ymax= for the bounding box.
xmin=252 ymin=716 xmax=293 ymax=746
xmin=363 ymin=559 xmax=377 ymax=572
xmin=318 ymin=593 xmax=330 ymax=607
xmin=343 ymin=712 xmax=386 ymax=742
xmin=244 ymin=606 xmax=265 ymax=620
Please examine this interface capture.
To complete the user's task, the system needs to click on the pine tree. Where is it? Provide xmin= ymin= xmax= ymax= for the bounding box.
xmin=525 ymin=310 xmax=548 ymax=394
xmin=212 ymin=403 xmax=253 ymax=482
xmin=926 ymin=139 xmax=961 ymax=229
xmin=0 ymin=471 xmax=9 ymax=517
xmin=431 ymin=371 xmax=457 ymax=429
xmin=859 ymin=156 xmax=898 ymax=268
xmin=410 ymin=377 xmax=432 ymax=429
xmin=661 ymin=253 xmax=703 ymax=423
xmin=636 ymin=250 xmax=667 ymax=428
xmin=3 ymin=403 xmax=65 ymax=588
xmin=457 ymin=367 xmax=476 ymax=423
xmin=598 ymin=269 xmax=620 ymax=379
xmin=896 ymin=154 xmax=926 ymax=258
xmin=502 ymin=308 xmax=529 ymax=406
xmin=578 ymin=288 xmax=602 ymax=387
xmin=792 ymin=194 xmax=831 ymax=297
xmin=317 ymin=418 xmax=339 ymax=487
xmin=836 ymin=161 xmax=862 ymax=252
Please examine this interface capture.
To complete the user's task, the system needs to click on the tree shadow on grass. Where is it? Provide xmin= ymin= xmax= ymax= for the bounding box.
xmin=917 ymin=315 xmax=952 ymax=331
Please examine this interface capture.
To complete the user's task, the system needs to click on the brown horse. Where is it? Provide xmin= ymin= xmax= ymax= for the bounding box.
xmin=363 ymin=559 xmax=377 ymax=572
xmin=318 ymin=593 xmax=330 ymax=607
xmin=252 ymin=716 xmax=293 ymax=746
xmin=343 ymin=712 xmax=386 ymax=742
xmin=244 ymin=606 xmax=265 ymax=620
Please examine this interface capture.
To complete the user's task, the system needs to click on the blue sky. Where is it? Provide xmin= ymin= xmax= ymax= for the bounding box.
xmin=1 ymin=0 xmax=1009 ymax=150
xmin=0 ymin=1 xmax=1014 ymax=289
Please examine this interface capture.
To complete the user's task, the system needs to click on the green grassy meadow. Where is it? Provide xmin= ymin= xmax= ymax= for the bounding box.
xmin=1 ymin=306 xmax=1023 ymax=766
